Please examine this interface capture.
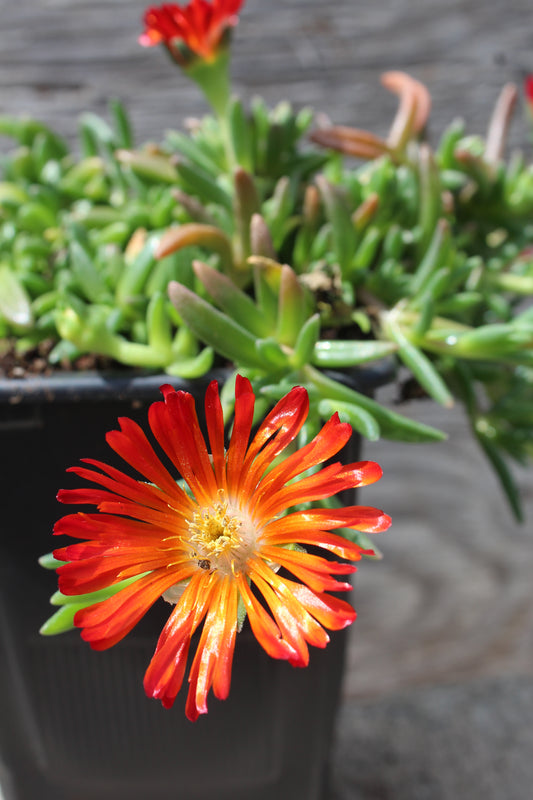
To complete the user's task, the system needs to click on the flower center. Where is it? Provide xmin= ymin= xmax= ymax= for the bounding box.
xmin=162 ymin=494 xmax=271 ymax=606
xmin=186 ymin=493 xmax=256 ymax=577
xmin=189 ymin=500 xmax=243 ymax=559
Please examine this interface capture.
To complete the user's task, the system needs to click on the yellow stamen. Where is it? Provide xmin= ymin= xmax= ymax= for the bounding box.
xmin=188 ymin=495 xmax=244 ymax=561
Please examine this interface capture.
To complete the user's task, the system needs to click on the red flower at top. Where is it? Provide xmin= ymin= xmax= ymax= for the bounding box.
xmin=140 ymin=0 xmax=245 ymax=62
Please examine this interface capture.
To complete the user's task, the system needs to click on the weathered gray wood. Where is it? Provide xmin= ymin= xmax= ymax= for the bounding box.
xmin=330 ymin=675 xmax=533 ymax=800
xmin=347 ymin=394 xmax=533 ymax=700
xmin=1 ymin=0 xmax=532 ymax=728
xmin=1 ymin=0 xmax=532 ymax=151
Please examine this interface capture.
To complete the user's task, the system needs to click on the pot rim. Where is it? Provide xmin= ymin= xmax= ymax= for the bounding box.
xmin=0 ymin=360 xmax=395 ymax=405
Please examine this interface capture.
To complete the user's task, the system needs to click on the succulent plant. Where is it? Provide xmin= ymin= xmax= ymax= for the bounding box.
xmin=1 ymin=3 xmax=532 ymax=521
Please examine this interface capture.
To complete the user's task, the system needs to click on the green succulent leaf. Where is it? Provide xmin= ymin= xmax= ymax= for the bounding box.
xmin=39 ymin=604 xmax=85 ymax=636
xmin=306 ymin=365 xmax=447 ymax=443
xmin=384 ymin=312 xmax=454 ymax=407
xmin=168 ymin=282 xmax=269 ymax=368
xmin=315 ymin=174 xmax=357 ymax=276
xmin=109 ymin=98 xmax=133 ymax=149
xmin=291 ymin=313 xmax=321 ymax=368
xmin=229 ymin=97 xmax=254 ymax=171
xmin=165 ymin=129 xmax=222 ymax=175
xmin=313 ymin=339 xmax=398 ymax=368
xmin=116 ymin=236 xmax=157 ymax=306
xmin=175 ymin=161 xmax=232 ymax=210
xmin=193 ymin=260 xmax=271 ymax=336
xmin=428 ymin=323 xmax=533 ymax=360
xmin=38 ymin=552 xmax=67 ymax=570
xmin=116 ymin=149 xmax=179 ymax=183
xmin=0 ymin=264 xmax=33 ymax=328
xmin=255 ymin=337 xmax=289 ymax=368
xmin=475 ymin=433 xmax=523 ymax=522
xmin=318 ymin=398 xmax=381 ymax=441
xmin=165 ymin=347 xmax=214 ymax=378
xmin=410 ymin=218 xmax=451 ymax=298
xmin=146 ymin=292 xmax=173 ymax=356
xmin=276 ymin=265 xmax=313 ymax=347
xmin=41 ymin=574 xmax=148 ymax=636
xmin=69 ymin=240 xmax=111 ymax=304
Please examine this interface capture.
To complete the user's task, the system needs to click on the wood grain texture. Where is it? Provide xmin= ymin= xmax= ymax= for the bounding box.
xmin=1 ymin=0 xmax=532 ymax=703
xmin=1 ymin=0 xmax=532 ymax=148
xmin=348 ymin=395 xmax=533 ymax=700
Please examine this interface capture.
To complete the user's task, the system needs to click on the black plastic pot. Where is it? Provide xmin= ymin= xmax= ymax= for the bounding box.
xmin=0 ymin=367 xmax=389 ymax=800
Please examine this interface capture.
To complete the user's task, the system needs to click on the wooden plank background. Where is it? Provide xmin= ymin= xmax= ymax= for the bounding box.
xmin=1 ymin=0 xmax=532 ymax=705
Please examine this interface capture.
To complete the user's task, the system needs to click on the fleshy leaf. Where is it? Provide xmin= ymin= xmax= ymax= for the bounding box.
xmin=168 ymin=282 xmax=269 ymax=368
xmin=0 ymin=264 xmax=33 ymax=328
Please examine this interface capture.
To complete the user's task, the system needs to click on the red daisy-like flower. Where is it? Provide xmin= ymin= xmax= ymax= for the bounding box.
xmin=53 ymin=376 xmax=390 ymax=720
xmin=139 ymin=0 xmax=244 ymax=62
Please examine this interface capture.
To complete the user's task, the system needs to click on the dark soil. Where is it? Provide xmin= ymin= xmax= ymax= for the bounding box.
xmin=0 ymin=340 xmax=116 ymax=379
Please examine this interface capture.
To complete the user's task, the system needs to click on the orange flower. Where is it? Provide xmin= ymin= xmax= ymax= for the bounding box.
xmin=53 ymin=377 xmax=390 ymax=720
xmin=140 ymin=0 xmax=245 ymax=63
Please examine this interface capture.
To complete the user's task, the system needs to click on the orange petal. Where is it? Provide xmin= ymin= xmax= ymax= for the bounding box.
xmin=250 ymin=570 xmax=310 ymax=667
xmin=67 ymin=461 xmax=173 ymax=513
xmin=212 ymin=579 xmax=239 ymax=700
xmin=289 ymin=581 xmax=356 ymax=630
xmin=226 ymin=375 xmax=255 ymax=492
xmin=148 ymin=390 xmax=217 ymax=504
xmin=267 ymin=506 xmax=392 ymax=538
xmin=235 ymin=573 xmax=298 ymax=662
xmin=74 ymin=569 xmax=192 ymax=650
xmin=54 ymin=512 xmax=177 ymax=543
xmin=252 ymin=412 xmax=352 ymax=507
xmin=240 ymin=387 xmax=309 ymax=494
xmin=105 ymin=416 xmax=185 ymax=500
xmin=205 ymin=379 xmax=227 ymax=489
xmin=185 ymin=575 xmax=239 ymax=719
xmin=144 ymin=572 xmax=216 ymax=708
xmin=250 ymin=561 xmax=330 ymax=657
xmin=260 ymin=545 xmax=355 ymax=593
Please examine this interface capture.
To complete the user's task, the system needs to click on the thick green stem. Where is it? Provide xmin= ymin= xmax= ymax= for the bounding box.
xmin=186 ymin=51 xmax=236 ymax=171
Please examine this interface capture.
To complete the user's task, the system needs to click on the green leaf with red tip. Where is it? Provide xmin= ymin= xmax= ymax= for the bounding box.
xmin=193 ymin=260 xmax=271 ymax=336
xmin=276 ymin=265 xmax=313 ymax=347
